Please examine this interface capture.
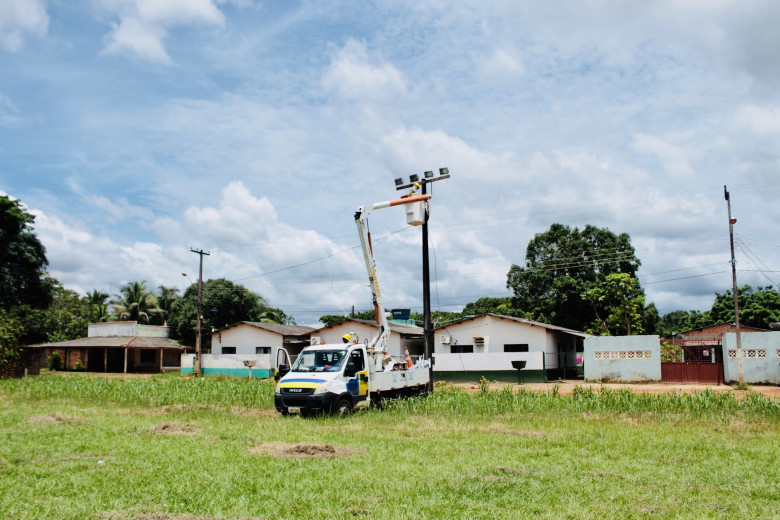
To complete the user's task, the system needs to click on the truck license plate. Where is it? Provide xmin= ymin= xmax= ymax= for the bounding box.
xmin=288 ymin=407 xmax=301 ymax=414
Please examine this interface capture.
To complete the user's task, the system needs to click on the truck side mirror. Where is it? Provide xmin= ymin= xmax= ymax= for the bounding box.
xmin=344 ymin=361 xmax=357 ymax=377
xmin=276 ymin=364 xmax=290 ymax=381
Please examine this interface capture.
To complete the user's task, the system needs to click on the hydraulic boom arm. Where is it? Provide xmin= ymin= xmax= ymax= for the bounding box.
xmin=354 ymin=193 xmax=430 ymax=371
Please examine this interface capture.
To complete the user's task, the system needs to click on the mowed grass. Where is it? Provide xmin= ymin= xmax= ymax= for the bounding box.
xmin=0 ymin=375 xmax=778 ymax=520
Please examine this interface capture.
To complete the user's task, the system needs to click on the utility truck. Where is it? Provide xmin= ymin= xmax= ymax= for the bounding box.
xmin=274 ymin=190 xmax=433 ymax=416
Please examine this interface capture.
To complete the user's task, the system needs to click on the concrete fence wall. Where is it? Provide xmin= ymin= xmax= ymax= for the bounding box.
xmin=722 ymin=332 xmax=780 ymax=384
xmin=584 ymin=335 xmax=661 ymax=383
xmin=181 ymin=353 xmax=274 ymax=378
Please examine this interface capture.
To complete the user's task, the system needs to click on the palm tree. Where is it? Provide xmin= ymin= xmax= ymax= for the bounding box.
xmin=86 ymin=289 xmax=110 ymax=322
xmin=157 ymin=285 xmax=180 ymax=324
xmin=110 ymin=281 xmax=164 ymax=324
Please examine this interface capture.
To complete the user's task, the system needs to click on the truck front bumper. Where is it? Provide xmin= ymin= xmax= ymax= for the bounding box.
xmin=275 ymin=392 xmax=339 ymax=415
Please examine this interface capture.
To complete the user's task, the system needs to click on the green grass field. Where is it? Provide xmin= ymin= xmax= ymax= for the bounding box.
xmin=1 ymin=374 xmax=778 ymax=520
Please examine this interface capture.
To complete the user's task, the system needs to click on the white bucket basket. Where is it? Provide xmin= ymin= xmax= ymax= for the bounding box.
xmin=405 ymin=201 xmax=426 ymax=226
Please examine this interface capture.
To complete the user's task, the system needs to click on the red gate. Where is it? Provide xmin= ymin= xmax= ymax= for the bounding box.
xmin=661 ymin=362 xmax=723 ymax=384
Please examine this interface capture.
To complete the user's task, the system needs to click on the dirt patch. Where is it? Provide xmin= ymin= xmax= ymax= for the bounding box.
xmin=149 ymin=423 xmax=199 ymax=435
xmin=26 ymin=413 xmax=88 ymax=424
xmin=456 ymin=380 xmax=780 ymax=398
xmin=250 ymin=442 xmax=365 ymax=459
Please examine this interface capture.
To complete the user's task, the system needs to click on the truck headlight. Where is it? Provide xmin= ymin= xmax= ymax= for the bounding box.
xmin=313 ymin=381 xmax=332 ymax=395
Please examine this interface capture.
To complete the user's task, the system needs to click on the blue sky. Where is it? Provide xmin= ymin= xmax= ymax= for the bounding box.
xmin=2 ymin=0 xmax=780 ymax=325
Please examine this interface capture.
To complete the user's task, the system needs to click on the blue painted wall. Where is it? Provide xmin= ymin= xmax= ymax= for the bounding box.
xmin=584 ymin=335 xmax=661 ymax=383
xmin=722 ymin=332 xmax=780 ymax=384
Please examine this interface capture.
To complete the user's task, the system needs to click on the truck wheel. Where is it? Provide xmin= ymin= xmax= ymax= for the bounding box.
xmin=335 ymin=397 xmax=353 ymax=416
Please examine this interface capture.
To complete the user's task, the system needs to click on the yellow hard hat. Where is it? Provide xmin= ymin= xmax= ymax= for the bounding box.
xmin=342 ymin=334 xmax=351 ymax=342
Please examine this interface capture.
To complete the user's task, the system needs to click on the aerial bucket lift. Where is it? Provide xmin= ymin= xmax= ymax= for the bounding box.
xmin=354 ymin=188 xmax=430 ymax=372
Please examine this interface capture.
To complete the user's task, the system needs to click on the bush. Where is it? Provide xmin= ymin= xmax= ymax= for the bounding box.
xmin=49 ymin=351 xmax=62 ymax=371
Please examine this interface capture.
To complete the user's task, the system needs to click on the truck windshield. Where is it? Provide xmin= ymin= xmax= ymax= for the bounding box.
xmin=291 ymin=349 xmax=347 ymax=373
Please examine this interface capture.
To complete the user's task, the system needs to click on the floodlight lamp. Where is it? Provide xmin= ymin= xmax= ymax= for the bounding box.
xmin=424 ymin=170 xmax=434 ymax=178
xmin=394 ymin=178 xmax=403 ymax=186
xmin=409 ymin=174 xmax=419 ymax=182
xmin=439 ymin=167 xmax=449 ymax=176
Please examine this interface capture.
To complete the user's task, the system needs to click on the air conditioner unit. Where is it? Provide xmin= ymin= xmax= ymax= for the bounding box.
xmin=473 ymin=336 xmax=488 ymax=348
xmin=310 ymin=336 xmax=323 ymax=346
xmin=440 ymin=334 xmax=451 ymax=345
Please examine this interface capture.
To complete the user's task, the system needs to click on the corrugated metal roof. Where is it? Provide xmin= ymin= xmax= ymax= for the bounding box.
xmin=27 ymin=336 xmax=187 ymax=349
xmin=217 ymin=322 xmax=316 ymax=336
xmin=316 ymin=318 xmax=423 ymax=335
xmin=434 ymin=313 xmax=590 ymax=337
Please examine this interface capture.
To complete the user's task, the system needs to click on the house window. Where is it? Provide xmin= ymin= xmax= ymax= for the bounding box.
xmin=222 ymin=347 xmax=236 ymax=354
xmin=256 ymin=347 xmax=271 ymax=355
xmin=504 ymin=344 xmax=529 ymax=353
xmin=451 ymin=345 xmax=474 ymax=353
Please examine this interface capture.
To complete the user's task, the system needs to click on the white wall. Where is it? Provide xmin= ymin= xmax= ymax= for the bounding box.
xmin=88 ymin=322 xmax=170 ymax=338
xmin=434 ymin=352 xmax=544 ymax=372
xmin=435 ymin=315 xmax=549 ymax=354
xmin=314 ymin=322 xmax=404 ymax=358
xmin=211 ymin=324 xmax=284 ymax=355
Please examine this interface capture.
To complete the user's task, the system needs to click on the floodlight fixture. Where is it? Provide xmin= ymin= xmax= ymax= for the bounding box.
xmin=424 ymin=170 xmax=434 ymax=179
xmin=439 ymin=167 xmax=449 ymax=176
xmin=409 ymin=174 xmax=419 ymax=182
xmin=394 ymin=177 xmax=404 ymax=186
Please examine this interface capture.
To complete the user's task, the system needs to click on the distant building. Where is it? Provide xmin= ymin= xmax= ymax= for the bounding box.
xmin=433 ymin=314 xmax=588 ymax=383
xmin=27 ymin=321 xmax=186 ymax=374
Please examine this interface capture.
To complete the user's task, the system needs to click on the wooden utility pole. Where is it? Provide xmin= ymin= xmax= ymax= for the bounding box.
xmin=191 ymin=248 xmax=210 ymax=377
xmin=724 ymin=186 xmax=744 ymax=385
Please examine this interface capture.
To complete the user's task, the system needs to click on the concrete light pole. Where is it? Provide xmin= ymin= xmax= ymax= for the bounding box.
xmin=190 ymin=248 xmax=210 ymax=377
xmin=724 ymin=186 xmax=744 ymax=386
xmin=396 ymin=168 xmax=451 ymax=393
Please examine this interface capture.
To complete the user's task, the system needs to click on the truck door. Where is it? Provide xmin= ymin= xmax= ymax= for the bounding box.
xmin=345 ymin=348 xmax=368 ymax=401
xmin=274 ymin=348 xmax=292 ymax=381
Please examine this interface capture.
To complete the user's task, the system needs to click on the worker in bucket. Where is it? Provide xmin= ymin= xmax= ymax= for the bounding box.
xmin=342 ymin=334 xmax=351 ymax=343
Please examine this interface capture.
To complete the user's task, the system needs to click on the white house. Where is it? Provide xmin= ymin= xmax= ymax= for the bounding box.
xmin=211 ymin=322 xmax=315 ymax=358
xmin=312 ymin=318 xmax=424 ymax=362
xmin=433 ymin=314 xmax=589 ymax=382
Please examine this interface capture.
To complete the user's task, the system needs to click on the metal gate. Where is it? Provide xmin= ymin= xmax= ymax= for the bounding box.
xmin=661 ymin=362 xmax=724 ymax=384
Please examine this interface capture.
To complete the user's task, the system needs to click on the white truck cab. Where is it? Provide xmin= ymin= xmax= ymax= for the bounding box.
xmin=274 ymin=342 xmax=429 ymax=416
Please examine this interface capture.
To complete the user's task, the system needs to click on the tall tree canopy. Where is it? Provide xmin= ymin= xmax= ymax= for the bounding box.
xmin=506 ymin=223 xmax=643 ymax=333
xmin=110 ymin=281 xmax=164 ymax=324
xmin=0 ymin=196 xmax=52 ymax=309
xmin=167 ymin=278 xmax=289 ymax=346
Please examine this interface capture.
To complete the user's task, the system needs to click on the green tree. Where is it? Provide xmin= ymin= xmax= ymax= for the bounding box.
xmin=708 ymin=285 xmax=780 ymax=329
xmin=319 ymin=310 xmax=376 ymax=327
xmin=110 ymin=281 xmax=164 ymax=324
xmin=156 ymin=285 xmax=180 ymax=324
xmin=168 ymin=278 xmax=285 ymax=345
xmin=506 ymin=223 xmax=640 ymax=331
xmin=0 ymin=309 xmax=23 ymax=375
xmin=86 ymin=289 xmax=110 ymax=323
xmin=461 ymin=297 xmax=531 ymax=319
xmin=0 ymin=196 xmax=52 ymax=309
xmin=582 ymin=273 xmax=645 ymax=335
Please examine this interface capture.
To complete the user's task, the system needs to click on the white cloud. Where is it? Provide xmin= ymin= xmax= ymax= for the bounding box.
xmin=101 ymin=0 xmax=225 ymax=63
xmin=322 ymin=39 xmax=406 ymax=101
xmin=735 ymin=105 xmax=780 ymax=135
xmin=632 ymin=133 xmax=696 ymax=177
xmin=0 ymin=0 xmax=48 ymax=51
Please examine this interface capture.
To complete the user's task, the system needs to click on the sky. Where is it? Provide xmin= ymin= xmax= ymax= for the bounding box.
xmin=2 ymin=0 xmax=780 ymax=326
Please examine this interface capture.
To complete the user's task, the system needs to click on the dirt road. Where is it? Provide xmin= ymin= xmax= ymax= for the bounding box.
xmin=455 ymin=380 xmax=780 ymax=399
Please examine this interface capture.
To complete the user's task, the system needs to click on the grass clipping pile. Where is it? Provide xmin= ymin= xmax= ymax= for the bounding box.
xmin=251 ymin=442 xmax=365 ymax=459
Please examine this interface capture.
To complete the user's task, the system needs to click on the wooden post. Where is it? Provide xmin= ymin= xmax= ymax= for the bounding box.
xmin=123 ymin=348 xmax=128 ymax=374
xmin=104 ymin=348 xmax=108 ymax=373
xmin=159 ymin=349 xmax=163 ymax=373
